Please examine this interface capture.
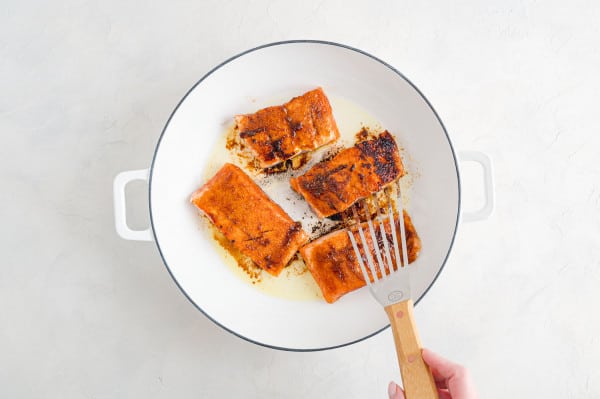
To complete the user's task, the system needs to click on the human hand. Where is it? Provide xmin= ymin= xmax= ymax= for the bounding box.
xmin=388 ymin=348 xmax=477 ymax=399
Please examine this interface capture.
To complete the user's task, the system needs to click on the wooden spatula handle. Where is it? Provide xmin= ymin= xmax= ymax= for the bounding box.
xmin=385 ymin=299 xmax=438 ymax=399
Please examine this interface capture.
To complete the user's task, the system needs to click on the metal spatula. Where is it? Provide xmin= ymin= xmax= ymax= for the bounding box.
xmin=346 ymin=187 xmax=438 ymax=399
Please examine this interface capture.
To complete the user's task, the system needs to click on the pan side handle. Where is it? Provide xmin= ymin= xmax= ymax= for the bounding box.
xmin=113 ymin=169 xmax=153 ymax=241
xmin=459 ymin=151 xmax=494 ymax=223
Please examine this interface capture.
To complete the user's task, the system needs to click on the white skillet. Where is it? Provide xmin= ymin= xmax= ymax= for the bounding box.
xmin=113 ymin=41 xmax=493 ymax=351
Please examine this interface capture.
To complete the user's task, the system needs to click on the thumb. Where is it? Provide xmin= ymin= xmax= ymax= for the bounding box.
xmin=388 ymin=381 xmax=405 ymax=399
xmin=422 ymin=348 xmax=477 ymax=399
xmin=422 ymin=348 xmax=464 ymax=379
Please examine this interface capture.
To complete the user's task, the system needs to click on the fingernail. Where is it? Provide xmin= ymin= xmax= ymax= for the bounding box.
xmin=388 ymin=381 xmax=397 ymax=398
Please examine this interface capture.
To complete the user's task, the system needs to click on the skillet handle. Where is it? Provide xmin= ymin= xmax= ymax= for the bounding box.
xmin=459 ymin=151 xmax=495 ymax=222
xmin=385 ymin=300 xmax=439 ymax=399
xmin=113 ymin=169 xmax=153 ymax=241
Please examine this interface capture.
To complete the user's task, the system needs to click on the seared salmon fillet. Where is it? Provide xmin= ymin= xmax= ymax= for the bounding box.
xmin=290 ymin=131 xmax=405 ymax=218
xmin=190 ymin=163 xmax=309 ymax=276
xmin=300 ymin=211 xmax=420 ymax=303
xmin=235 ymin=88 xmax=340 ymax=168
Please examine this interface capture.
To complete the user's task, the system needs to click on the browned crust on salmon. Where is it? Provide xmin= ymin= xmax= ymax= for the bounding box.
xmin=190 ymin=163 xmax=308 ymax=276
xmin=300 ymin=211 xmax=420 ymax=303
xmin=235 ymin=88 xmax=340 ymax=168
xmin=290 ymin=131 xmax=405 ymax=218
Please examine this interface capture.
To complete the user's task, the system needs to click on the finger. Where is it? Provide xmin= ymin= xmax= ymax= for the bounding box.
xmin=435 ymin=379 xmax=447 ymax=390
xmin=388 ymin=381 xmax=405 ymax=399
xmin=422 ymin=348 xmax=462 ymax=379
xmin=422 ymin=348 xmax=478 ymax=399
xmin=437 ymin=388 xmax=453 ymax=399
xmin=422 ymin=350 xmax=449 ymax=388
xmin=430 ymin=368 xmax=448 ymax=390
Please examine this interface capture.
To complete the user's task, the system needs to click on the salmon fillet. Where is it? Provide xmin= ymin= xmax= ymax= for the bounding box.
xmin=300 ymin=211 xmax=421 ymax=303
xmin=190 ymin=163 xmax=309 ymax=276
xmin=235 ymin=88 xmax=340 ymax=168
xmin=290 ymin=131 xmax=405 ymax=218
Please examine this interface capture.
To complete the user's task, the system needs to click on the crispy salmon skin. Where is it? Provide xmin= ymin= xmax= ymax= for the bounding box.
xmin=300 ymin=211 xmax=420 ymax=303
xmin=190 ymin=163 xmax=308 ymax=276
xmin=235 ymin=88 xmax=340 ymax=168
xmin=290 ymin=131 xmax=405 ymax=218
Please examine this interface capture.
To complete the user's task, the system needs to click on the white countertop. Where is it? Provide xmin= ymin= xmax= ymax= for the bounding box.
xmin=2 ymin=1 xmax=599 ymax=398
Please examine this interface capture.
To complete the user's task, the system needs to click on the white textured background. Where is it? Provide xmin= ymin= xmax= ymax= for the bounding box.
xmin=2 ymin=1 xmax=599 ymax=398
